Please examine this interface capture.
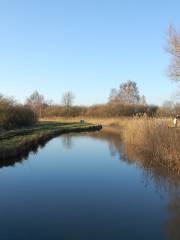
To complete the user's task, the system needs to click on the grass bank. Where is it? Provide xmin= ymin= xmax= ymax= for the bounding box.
xmin=0 ymin=121 xmax=102 ymax=160
xmin=41 ymin=116 xmax=173 ymax=128
xmin=40 ymin=117 xmax=134 ymax=130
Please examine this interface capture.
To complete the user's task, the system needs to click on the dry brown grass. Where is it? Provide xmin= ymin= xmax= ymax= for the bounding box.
xmin=123 ymin=118 xmax=180 ymax=174
xmin=41 ymin=116 xmax=135 ymax=129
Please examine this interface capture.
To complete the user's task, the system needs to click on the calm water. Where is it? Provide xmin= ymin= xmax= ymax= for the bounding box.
xmin=0 ymin=129 xmax=180 ymax=240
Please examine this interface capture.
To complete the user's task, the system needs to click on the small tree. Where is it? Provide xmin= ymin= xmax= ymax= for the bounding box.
xmin=108 ymin=88 xmax=118 ymax=102
xmin=62 ymin=91 xmax=75 ymax=117
xmin=109 ymin=80 xmax=140 ymax=104
xmin=26 ymin=91 xmax=45 ymax=118
xmin=163 ymin=100 xmax=174 ymax=109
xmin=139 ymin=95 xmax=147 ymax=105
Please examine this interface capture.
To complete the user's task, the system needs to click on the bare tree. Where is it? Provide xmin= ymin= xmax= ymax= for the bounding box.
xmin=109 ymin=88 xmax=118 ymax=102
xmin=0 ymin=94 xmax=16 ymax=107
xmin=109 ymin=80 xmax=140 ymax=104
xmin=163 ymin=100 xmax=174 ymax=109
xmin=170 ymin=85 xmax=180 ymax=105
xmin=62 ymin=91 xmax=75 ymax=107
xmin=26 ymin=91 xmax=45 ymax=118
xmin=166 ymin=24 xmax=180 ymax=81
xmin=139 ymin=95 xmax=147 ymax=105
xmin=62 ymin=91 xmax=75 ymax=117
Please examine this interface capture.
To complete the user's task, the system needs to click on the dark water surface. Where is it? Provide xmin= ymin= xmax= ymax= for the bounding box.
xmin=0 ymin=129 xmax=180 ymax=240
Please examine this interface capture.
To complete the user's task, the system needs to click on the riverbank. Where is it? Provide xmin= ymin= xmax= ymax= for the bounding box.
xmin=41 ymin=116 xmax=175 ymax=128
xmin=41 ymin=117 xmax=180 ymax=174
xmin=0 ymin=121 xmax=102 ymax=160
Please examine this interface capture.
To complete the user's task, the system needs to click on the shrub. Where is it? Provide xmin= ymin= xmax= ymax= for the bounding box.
xmin=0 ymin=96 xmax=37 ymax=130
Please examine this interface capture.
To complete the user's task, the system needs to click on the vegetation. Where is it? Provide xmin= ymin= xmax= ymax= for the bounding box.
xmin=21 ymin=81 xmax=180 ymax=119
xmin=1 ymin=48 xmax=180 ymax=173
xmin=0 ymin=121 xmax=102 ymax=159
xmin=45 ymin=117 xmax=180 ymax=175
xmin=26 ymin=90 xmax=47 ymax=118
xmin=61 ymin=91 xmax=76 ymax=117
xmin=123 ymin=118 xmax=180 ymax=174
xmin=166 ymin=24 xmax=180 ymax=81
xmin=40 ymin=102 xmax=159 ymax=118
xmin=109 ymin=80 xmax=145 ymax=104
xmin=0 ymin=95 xmax=36 ymax=130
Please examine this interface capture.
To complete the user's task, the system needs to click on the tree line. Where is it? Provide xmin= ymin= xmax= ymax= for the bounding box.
xmin=23 ymin=80 xmax=180 ymax=119
xmin=23 ymin=83 xmax=157 ymax=118
xmin=1 ymin=78 xmax=180 ymax=131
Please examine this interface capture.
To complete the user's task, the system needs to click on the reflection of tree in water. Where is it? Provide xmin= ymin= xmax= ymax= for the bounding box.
xmin=87 ymin=127 xmax=180 ymax=240
xmin=108 ymin=143 xmax=118 ymax=157
xmin=0 ymin=139 xmax=48 ymax=169
xmin=1 ymin=127 xmax=180 ymax=239
xmin=166 ymin=194 xmax=180 ymax=240
xmin=62 ymin=134 xmax=74 ymax=150
xmin=142 ymin=168 xmax=180 ymax=240
xmin=87 ymin=127 xmax=136 ymax=165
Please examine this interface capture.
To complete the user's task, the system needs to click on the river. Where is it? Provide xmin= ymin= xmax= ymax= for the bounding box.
xmin=0 ymin=128 xmax=179 ymax=240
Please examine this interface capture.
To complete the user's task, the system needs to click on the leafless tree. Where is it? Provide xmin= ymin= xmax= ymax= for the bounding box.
xmin=166 ymin=24 xmax=180 ymax=81
xmin=62 ymin=91 xmax=75 ymax=117
xmin=0 ymin=94 xmax=16 ymax=107
xmin=26 ymin=91 xmax=45 ymax=118
xmin=62 ymin=91 xmax=75 ymax=107
xmin=109 ymin=80 xmax=140 ymax=104
xmin=139 ymin=95 xmax=147 ymax=105
xmin=163 ymin=100 xmax=174 ymax=109
xmin=109 ymin=88 xmax=118 ymax=102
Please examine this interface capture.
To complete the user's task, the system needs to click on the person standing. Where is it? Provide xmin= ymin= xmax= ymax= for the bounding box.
xmin=173 ymin=115 xmax=179 ymax=127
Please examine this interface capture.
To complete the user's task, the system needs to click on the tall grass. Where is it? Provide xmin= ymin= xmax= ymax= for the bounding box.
xmin=41 ymin=116 xmax=133 ymax=129
xmin=123 ymin=118 xmax=180 ymax=174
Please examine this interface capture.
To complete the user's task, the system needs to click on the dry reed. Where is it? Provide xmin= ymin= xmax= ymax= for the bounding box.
xmin=123 ymin=118 xmax=180 ymax=174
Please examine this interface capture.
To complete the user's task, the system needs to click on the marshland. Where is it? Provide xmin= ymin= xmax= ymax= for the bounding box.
xmin=1 ymin=1 xmax=180 ymax=239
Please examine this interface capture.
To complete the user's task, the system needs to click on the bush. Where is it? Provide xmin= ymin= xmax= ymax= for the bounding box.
xmin=0 ymin=96 xmax=37 ymax=130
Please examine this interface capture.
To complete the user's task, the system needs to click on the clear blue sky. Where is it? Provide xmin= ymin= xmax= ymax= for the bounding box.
xmin=0 ymin=0 xmax=180 ymax=105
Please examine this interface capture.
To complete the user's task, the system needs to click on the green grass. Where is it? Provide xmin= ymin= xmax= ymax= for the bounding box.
xmin=0 ymin=121 xmax=102 ymax=159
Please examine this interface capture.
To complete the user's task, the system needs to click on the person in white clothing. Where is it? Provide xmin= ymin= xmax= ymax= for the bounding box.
xmin=173 ymin=117 xmax=177 ymax=127
xmin=173 ymin=115 xmax=179 ymax=127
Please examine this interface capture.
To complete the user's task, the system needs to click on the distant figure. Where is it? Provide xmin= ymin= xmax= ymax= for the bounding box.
xmin=80 ymin=120 xmax=85 ymax=124
xmin=173 ymin=115 xmax=179 ymax=127
xmin=143 ymin=112 xmax=148 ymax=118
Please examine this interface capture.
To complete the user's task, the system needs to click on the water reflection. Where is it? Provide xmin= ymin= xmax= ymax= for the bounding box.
xmin=88 ymin=128 xmax=180 ymax=240
xmin=0 ymin=127 xmax=180 ymax=239
xmin=0 ymin=139 xmax=49 ymax=168
xmin=58 ymin=127 xmax=180 ymax=240
xmin=166 ymin=195 xmax=180 ymax=240
xmin=62 ymin=134 xmax=74 ymax=149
